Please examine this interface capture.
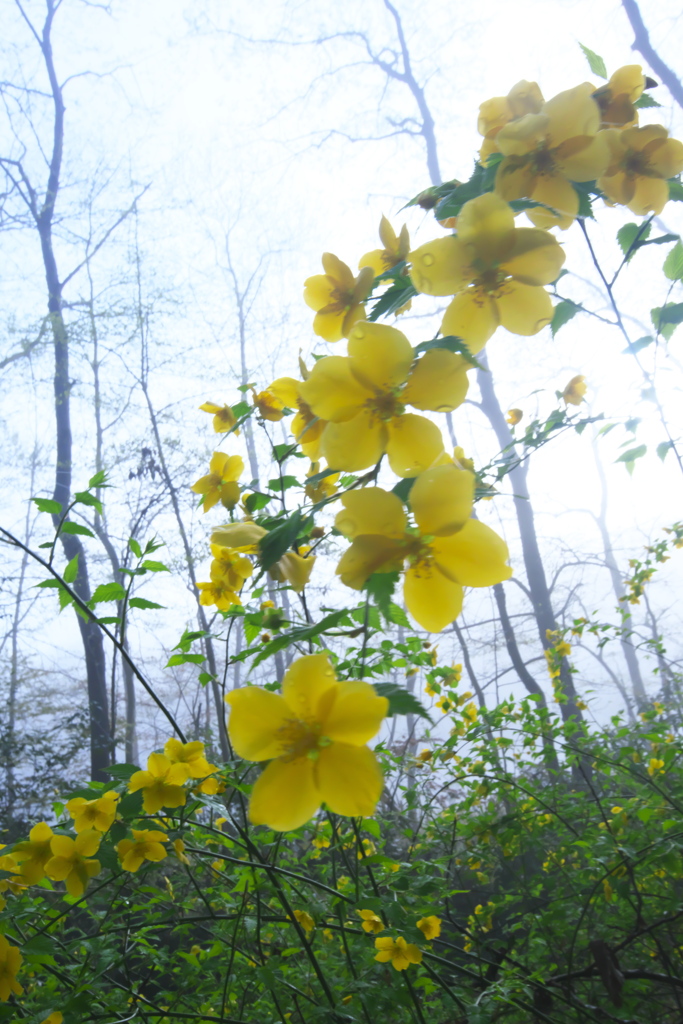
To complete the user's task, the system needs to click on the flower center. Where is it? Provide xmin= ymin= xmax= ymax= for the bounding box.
xmin=320 ymin=286 xmax=353 ymax=315
xmin=277 ymin=718 xmax=328 ymax=762
xmin=473 ymin=269 xmax=510 ymax=299
xmin=365 ymin=390 xmax=406 ymax=421
xmin=532 ymin=145 xmax=557 ymax=176
xmin=623 ymin=151 xmax=651 ymax=177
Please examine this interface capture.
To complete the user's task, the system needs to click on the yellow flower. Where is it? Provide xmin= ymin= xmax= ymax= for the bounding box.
xmin=173 ymin=838 xmax=190 ymax=865
xmin=417 ymin=915 xmax=441 ymax=940
xmin=197 ymin=543 xmax=254 ymax=610
xmin=0 ymin=935 xmax=23 ymax=1001
xmin=562 ymin=375 xmax=587 ymax=406
xmin=304 ymin=253 xmax=375 ymax=342
xmin=117 ymin=829 xmax=169 ymax=872
xmin=269 ymin=377 xmax=328 ymax=460
xmin=305 ymin=461 xmax=339 ymax=503
xmin=424 ymin=680 xmax=439 ymax=697
xmin=66 ymin=792 xmax=119 ymax=833
xmin=506 ymin=408 xmax=523 ymax=426
xmin=374 ymin=936 xmax=423 ymax=971
xmin=11 ymin=822 xmax=55 ymax=884
xmin=191 ymin=452 xmax=244 ymax=513
xmin=199 ymin=401 xmax=238 ymax=434
xmin=495 ymin=83 xmax=611 ymax=228
xmin=252 ymin=387 xmax=286 ymax=421
xmin=359 ymin=216 xmax=410 ymax=276
xmin=477 ymin=80 xmax=545 ymax=161
xmin=293 ymin=909 xmax=315 ymax=934
xmin=44 ymin=830 xmax=101 ymax=898
xmin=599 ymin=125 xmax=683 ymax=215
xmin=211 ymin=521 xmax=267 ymax=552
xmin=417 ymin=749 xmax=432 ymax=763
xmin=410 ymin=193 xmax=565 ymax=352
xmin=196 ymin=572 xmax=242 ymax=611
xmin=269 ymin=549 xmax=316 ymax=593
xmin=128 ymin=753 xmax=191 ymax=814
xmin=164 ymin=739 xmax=217 ymax=780
xmin=592 ymin=65 xmax=645 ymax=129
xmin=40 ymin=1014 xmax=63 ymax=1024
xmin=335 ymin=467 xmax=512 ymax=633
xmin=225 ymin=653 xmax=388 ymax=831
xmin=648 ymin=758 xmax=665 ymax=776
xmin=358 ymin=909 xmax=384 ymax=933
xmin=298 ymin=321 xmax=468 ymax=476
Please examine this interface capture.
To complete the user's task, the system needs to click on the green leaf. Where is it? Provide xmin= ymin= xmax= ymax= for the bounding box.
xmin=232 ymin=399 xmax=251 ymax=418
xmin=244 ymin=491 xmax=274 ymax=512
xmin=617 ymin=221 xmax=650 ymax=258
xmin=413 ymin=335 xmax=484 ymax=369
xmin=140 ymin=559 xmax=170 ymax=572
xmin=368 ymin=279 xmax=417 ymax=321
xmin=391 ymin=477 xmax=416 ymax=503
xmin=268 ymin=475 xmax=299 ymax=492
xmin=259 ymin=510 xmax=304 ymax=571
xmin=616 ymin=444 xmax=647 ymax=473
xmin=166 ymin=652 xmax=206 ymax=667
xmin=128 ymin=537 xmax=142 ymax=558
xmin=90 ymin=581 xmax=126 ymax=604
xmin=374 ymin=682 xmax=432 ymax=723
xmin=663 ymin=239 xmax=683 ymax=281
xmin=73 ymin=490 xmax=103 ymax=513
xmin=634 ymin=93 xmax=661 ymax=108
xmin=58 ymin=587 xmax=74 ymax=611
xmin=128 ymin=597 xmax=165 ymax=610
xmin=88 ymin=470 xmax=108 ymax=488
xmin=574 ymin=182 xmax=596 ymax=219
xmin=272 ymin=442 xmax=299 ymax=462
xmin=63 ymin=554 xmax=79 ymax=584
xmin=657 ymin=441 xmax=674 ymax=462
xmin=248 ymin=610 xmax=351 ymax=668
xmin=105 ymin=763 xmax=140 ymax=781
xmin=579 ymin=43 xmax=607 ymax=79
xmin=60 ymin=521 xmax=95 ymax=538
xmin=364 ymin=571 xmax=400 ymax=620
xmin=652 ymin=302 xmax=683 ymax=340
xmin=622 ymin=335 xmax=654 ymax=355
xmin=32 ymin=497 xmax=62 ymax=515
xmin=305 ymin=467 xmax=339 ymax=488
xmin=550 ymin=300 xmax=581 ymax=337
xmin=385 ymin=602 xmax=410 ymax=628
xmin=668 ymin=179 xmax=683 ymax=202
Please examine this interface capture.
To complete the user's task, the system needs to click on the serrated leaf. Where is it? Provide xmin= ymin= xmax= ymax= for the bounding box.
xmin=90 ymin=581 xmax=126 ymax=604
xmin=140 ymin=559 xmax=170 ymax=572
xmin=413 ymin=335 xmax=483 ymax=368
xmin=663 ymin=240 xmax=683 ymax=281
xmin=128 ymin=597 xmax=165 ymax=610
xmin=579 ymin=43 xmax=607 ymax=79
xmin=616 ymin=221 xmax=650 ymax=258
xmin=374 ymin=682 xmax=432 ymax=723
xmin=268 ymin=475 xmax=299 ymax=492
xmin=248 ymin=610 xmax=351 ymax=668
xmin=634 ymin=93 xmax=661 ymax=108
xmin=364 ymin=571 xmax=400 ymax=620
xmin=96 ymin=616 xmax=121 ymax=625
xmin=259 ymin=510 xmax=304 ymax=570
xmin=35 ymin=578 xmax=61 ymax=589
xmin=385 ymin=602 xmax=410 ymax=627
xmin=32 ymin=497 xmax=62 ymax=514
xmin=60 ymin=521 xmax=95 ymax=538
xmin=58 ymin=587 xmax=74 ymax=611
xmin=63 ymin=554 xmax=79 ymax=584
xmin=368 ymin=279 xmax=417 ymax=321
xmin=88 ymin=470 xmax=108 ymax=488
xmin=652 ymin=302 xmax=683 ymax=340
xmin=166 ymin=652 xmax=206 ymax=667
xmin=550 ymin=300 xmax=581 ymax=337
xmin=128 ymin=537 xmax=142 ymax=558
xmin=73 ymin=490 xmax=103 ymax=513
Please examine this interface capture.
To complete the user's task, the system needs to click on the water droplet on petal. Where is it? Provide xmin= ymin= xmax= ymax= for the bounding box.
xmin=421 ymin=254 xmax=434 ymax=266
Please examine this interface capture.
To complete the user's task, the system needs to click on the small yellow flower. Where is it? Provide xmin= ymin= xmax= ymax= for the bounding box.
xmin=562 ymin=375 xmax=587 ymax=406
xmin=592 ymin=65 xmax=645 ymax=129
xmin=599 ymin=124 xmax=683 ymax=215
xmin=358 ymin=909 xmax=384 ymax=934
xmin=359 ymin=216 xmax=410 ymax=277
xmin=506 ymin=408 xmax=523 ymax=426
xmin=11 ymin=822 xmax=55 ymax=884
xmin=417 ymin=749 xmax=432 ymax=763
xmin=0 ymin=935 xmax=23 ymax=1001
xmin=648 ymin=758 xmax=665 ymax=776
xmin=173 ymin=839 xmax=190 ymax=865
xmin=269 ymin=549 xmax=316 ymax=593
xmin=304 ymin=253 xmax=374 ymax=342
xmin=477 ymin=79 xmax=545 ymax=161
xmin=417 ymin=915 xmax=441 ymax=940
xmin=293 ymin=910 xmax=315 ymax=935
xmin=66 ymin=792 xmax=119 ymax=833
xmin=128 ymin=753 xmax=191 ymax=814
xmin=44 ymin=830 xmax=101 ymax=898
xmin=191 ymin=452 xmax=244 ymax=513
xmin=40 ymin=1013 xmax=63 ymax=1024
xmin=164 ymin=739 xmax=217 ymax=780
xmin=374 ymin=936 xmax=423 ymax=971
xmin=252 ymin=388 xmax=286 ymax=421
xmin=117 ymin=829 xmax=169 ymax=872
xmin=199 ymin=401 xmax=238 ymax=434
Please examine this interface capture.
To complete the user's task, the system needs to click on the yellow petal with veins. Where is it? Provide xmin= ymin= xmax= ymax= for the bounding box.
xmin=555 ymin=133 xmax=610 ymax=181
xmin=316 ymin=744 xmax=383 ymax=816
xmin=627 ymin=176 xmax=670 ymax=216
xmin=385 ymin=414 xmax=444 ymax=477
xmin=298 ymin=356 xmax=369 ymax=422
xmin=432 ymin=519 xmax=511 ymax=587
xmin=347 ymin=321 xmax=413 ymax=391
xmin=249 ymin=758 xmax=320 ymax=832
xmin=282 ymin=653 xmax=338 ymax=721
xmin=322 ymin=252 xmax=354 ymax=288
xmin=322 ymin=682 xmax=388 ymax=745
xmin=528 ymin=174 xmax=578 ymax=230
xmin=500 ymin=227 xmax=566 ymax=285
xmin=457 ymin=191 xmax=516 ymax=265
xmin=403 ymin=348 xmax=469 ymax=412
xmin=335 ymin=488 xmax=407 ymax=539
xmin=441 ymin=290 xmax=499 ymax=353
xmin=496 ymin=281 xmax=554 ymax=336
xmin=269 ymin=377 xmax=300 ymax=407
xmin=404 ymin=562 xmax=464 ymax=632
xmin=409 ymin=236 xmax=474 ymax=296
xmin=336 ymin=536 xmax=407 ymax=589
xmin=410 ymin=465 xmax=474 ymax=536
xmin=321 ymin=413 xmax=386 ymax=472
xmin=543 ymin=83 xmax=600 ymax=145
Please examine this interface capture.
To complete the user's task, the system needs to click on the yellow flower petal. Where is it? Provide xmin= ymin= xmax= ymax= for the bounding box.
xmin=432 ymin=519 xmax=512 ymax=587
xmin=555 ymin=132 xmax=610 ymax=181
xmin=322 ymin=681 xmax=388 ymax=745
xmin=316 ymin=743 xmax=383 ymax=817
xmin=499 ymin=228 xmax=566 ymax=285
xmin=409 ymin=236 xmax=474 ymax=296
xmin=335 ymin=488 xmax=407 ymax=540
xmin=441 ymin=290 xmax=498 ymax=353
xmin=211 ymin=522 xmax=267 ymax=549
xmin=321 ymin=413 xmax=386 ymax=472
xmin=527 ymin=174 xmax=578 ymax=230
xmin=226 ymin=687 xmax=292 ymax=761
xmin=282 ymin=653 xmax=338 ymax=720
xmin=403 ymin=348 xmax=469 ymax=412
xmin=358 ymin=248 xmax=386 ymax=276
xmin=543 ymin=83 xmax=600 ymax=144
xmin=385 ymin=414 xmax=444 ymax=477
xmin=269 ymin=376 xmax=300 ymax=407
xmin=409 ymin=465 xmax=474 ymax=536
xmin=627 ymin=176 xmax=670 ymax=216
xmin=495 ymin=281 xmax=553 ymax=336
xmin=404 ymin=563 xmax=464 ymax=632
xmin=249 ymin=757 xmax=320 ymax=832
xmin=347 ymin=322 xmax=413 ymax=392
xmin=298 ymin=356 xmax=369 ymax=423
xmin=457 ymin=191 xmax=516 ymax=265
xmin=304 ymin=274 xmax=335 ymax=311
xmin=313 ymin=309 xmax=349 ymax=344
xmin=336 ymin=536 xmax=407 ymax=589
